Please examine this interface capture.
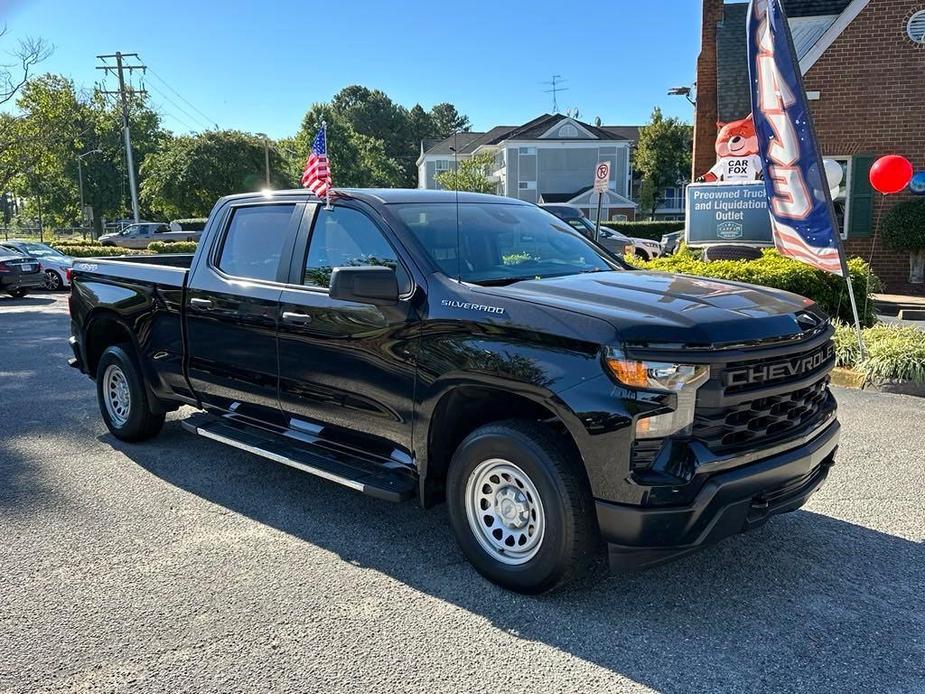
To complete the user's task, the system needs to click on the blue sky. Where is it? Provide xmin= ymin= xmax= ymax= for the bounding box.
xmin=2 ymin=0 xmax=701 ymax=138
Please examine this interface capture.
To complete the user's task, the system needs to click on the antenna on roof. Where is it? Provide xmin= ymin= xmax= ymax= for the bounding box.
xmin=541 ymin=75 xmax=569 ymax=113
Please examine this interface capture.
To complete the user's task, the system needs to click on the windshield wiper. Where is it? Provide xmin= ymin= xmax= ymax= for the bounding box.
xmin=474 ymin=276 xmax=540 ymax=286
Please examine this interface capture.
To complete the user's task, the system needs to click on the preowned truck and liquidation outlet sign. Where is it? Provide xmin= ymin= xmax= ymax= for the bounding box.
xmin=685 ymin=182 xmax=774 ymax=246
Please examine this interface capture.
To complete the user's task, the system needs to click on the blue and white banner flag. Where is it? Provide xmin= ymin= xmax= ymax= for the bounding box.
xmin=747 ymin=0 xmax=844 ymax=275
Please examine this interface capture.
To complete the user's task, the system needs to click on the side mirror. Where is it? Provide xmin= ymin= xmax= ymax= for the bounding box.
xmin=329 ymin=265 xmax=399 ymax=305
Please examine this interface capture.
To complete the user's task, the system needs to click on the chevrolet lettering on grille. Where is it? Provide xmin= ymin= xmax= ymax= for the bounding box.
xmin=725 ymin=343 xmax=834 ymax=387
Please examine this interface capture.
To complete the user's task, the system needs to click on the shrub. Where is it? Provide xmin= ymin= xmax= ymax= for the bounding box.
xmin=52 ymin=245 xmax=147 ymax=258
xmin=49 ymin=237 xmax=97 ymax=247
xmin=148 ymin=241 xmax=198 ymax=254
xmin=881 ymin=198 xmax=925 ymax=252
xmin=170 ymin=218 xmax=208 ymax=231
xmin=630 ymin=246 xmax=881 ymax=326
xmin=601 ymin=220 xmax=685 ymax=240
xmin=834 ymin=322 xmax=925 ymax=384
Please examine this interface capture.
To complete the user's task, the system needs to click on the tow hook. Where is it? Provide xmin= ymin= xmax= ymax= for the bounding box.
xmin=745 ymin=496 xmax=770 ymax=527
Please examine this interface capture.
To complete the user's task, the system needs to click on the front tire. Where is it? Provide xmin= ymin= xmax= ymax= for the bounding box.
xmin=96 ymin=345 xmax=165 ymax=442
xmin=446 ymin=420 xmax=597 ymax=594
xmin=634 ymin=248 xmax=650 ymax=261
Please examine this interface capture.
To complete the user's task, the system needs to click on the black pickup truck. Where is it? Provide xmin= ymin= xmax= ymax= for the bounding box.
xmin=68 ymin=189 xmax=839 ymax=593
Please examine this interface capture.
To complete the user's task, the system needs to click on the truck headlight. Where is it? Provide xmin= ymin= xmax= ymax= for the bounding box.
xmin=605 ymin=351 xmax=710 ymax=439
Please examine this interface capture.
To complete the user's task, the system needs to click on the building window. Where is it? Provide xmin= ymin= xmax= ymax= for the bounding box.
xmin=434 ymin=159 xmax=450 ymax=172
xmin=827 ymin=157 xmax=852 ymax=239
xmin=519 ymin=147 xmax=536 ymax=156
xmin=518 ymin=181 xmax=536 ymax=190
xmin=559 ymin=124 xmax=578 ymax=137
xmin=907 ymin=10 xmax=925 ymax=44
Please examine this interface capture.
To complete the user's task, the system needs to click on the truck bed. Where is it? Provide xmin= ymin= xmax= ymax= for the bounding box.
xmin=71 ymin=254 xmax=193 ymax=287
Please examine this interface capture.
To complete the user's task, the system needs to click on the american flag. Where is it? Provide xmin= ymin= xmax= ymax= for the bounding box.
xmin=301 ymin=124 xmax=332 ymax=198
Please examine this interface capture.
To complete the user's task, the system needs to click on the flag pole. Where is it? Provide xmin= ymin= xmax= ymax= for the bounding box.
xmin=322 ymin=120 xmax=333 ymax=210
xmin=756 ymin=0 xmax=866 ymax=357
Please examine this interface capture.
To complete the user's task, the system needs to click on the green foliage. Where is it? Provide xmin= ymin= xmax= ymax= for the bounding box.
xmin=49 ymin=244 xmax=145 ymax=257
xmin=881 ymin=198 xmax=925 ymax=252
xmin=45 ymin=237 xmax=96 ymax=247
xmin=147 ymin=240 xmax=197 ymax=254
xmin=170 ymin=218 xmax=208 ymax=230
xmin=1 ymin=74 xmax=165 ymax=230
xmin=630 ymin=246 xmax=880 ymax=326
xmin=286 ymin=87 xmax=470 ymax=189
xmin=434 ymin=151 xmax=496 ymax=193
xmin=140 ymin=130 xmax=294 ymax=219
xmin=834 ymin=322 xmax=925 ymax=384
xmin=634 ymin=107 xmax=692 ymax=219
xmin=601 ymin=220 xmax=685 ymax=240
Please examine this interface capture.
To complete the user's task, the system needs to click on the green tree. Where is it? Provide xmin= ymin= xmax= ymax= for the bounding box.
xmin=634 ymin=107 xmax=692 ymax=219
xmin=140 ymin=130 xmax=295 ymax=219
xmin=1 ymin=74 xmax=166 ymax=231
xmin=291 ymin=87 xmax=471 ymax=188
xmin=434 ymin=151 xmax=495 ymax=193
xmin=429 ymin=102 xmax=470 ymax=138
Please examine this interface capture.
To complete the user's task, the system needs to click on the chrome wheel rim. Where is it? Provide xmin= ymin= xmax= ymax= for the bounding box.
xmin=464 ymin=458 xmax=545 ymax=565
xmin=103 ymin=364 xmax=131 ymax=427
xmin=43 ymin=270 xmax=60 ymax=290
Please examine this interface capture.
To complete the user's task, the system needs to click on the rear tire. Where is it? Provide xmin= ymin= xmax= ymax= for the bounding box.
xmin=43 ymin=270 xmax=63 ymax=291
xmin=446 ymin=420 xmax=598 ymax=594
xmin=96 ymin=345 xmax=165 ymax=442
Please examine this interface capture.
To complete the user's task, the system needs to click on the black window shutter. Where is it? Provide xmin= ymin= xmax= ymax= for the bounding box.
xmin=848 ymin=155 xmax=874 ymax=237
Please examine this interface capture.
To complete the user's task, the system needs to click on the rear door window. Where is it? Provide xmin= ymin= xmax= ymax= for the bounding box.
xmin=217 ymin=205 xmax=297 ymax=282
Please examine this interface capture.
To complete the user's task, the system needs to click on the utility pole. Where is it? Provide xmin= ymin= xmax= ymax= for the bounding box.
xmin=97 ymin=52 xmax=146 ymax=223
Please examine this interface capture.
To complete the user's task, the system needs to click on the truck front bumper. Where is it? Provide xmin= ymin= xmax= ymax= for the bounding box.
xmin=597 ymin=419 xmax=840 ymax=570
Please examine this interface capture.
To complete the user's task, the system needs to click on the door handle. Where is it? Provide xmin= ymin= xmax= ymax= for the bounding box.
xmin=190 ymin=298 xmax=213 ymax=310
xmin=282 ymin=311 xmax=312 ymax=325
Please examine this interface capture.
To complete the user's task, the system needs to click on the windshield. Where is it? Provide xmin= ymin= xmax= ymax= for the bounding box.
xmin=393 ymin=202 xmax=620 ymax=286
xmin=13 ymin=242 xmax=63 ymax=258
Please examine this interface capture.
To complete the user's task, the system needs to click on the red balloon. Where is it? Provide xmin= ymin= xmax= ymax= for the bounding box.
xmin=869 ymin=155 xmax=914 ymax=195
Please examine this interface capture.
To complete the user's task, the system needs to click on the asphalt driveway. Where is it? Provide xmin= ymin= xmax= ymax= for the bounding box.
xmin=1 ymin=293 xmax=923 ymax=693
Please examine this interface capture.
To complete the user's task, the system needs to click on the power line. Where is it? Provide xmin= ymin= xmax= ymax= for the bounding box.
xmin=144 ymin=80 xmax=208 ymax=132
xmin=143 ymin=64 xmax=218 ymax=130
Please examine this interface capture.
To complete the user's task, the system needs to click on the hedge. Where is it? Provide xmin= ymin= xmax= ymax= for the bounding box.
xmin=834 ymin=322 xmax=925 ymax=384
xmin=148 ymin=241 xmax=198 ymax=254
xmin=629 ymin=246 xmax=881 ymax=326
xmin=881 ymin=198 xmax=925 ymax=252
xmin=601 ymin=220 xmax=685 ymax=240
xmin=50 ymin=244 xmax=146 ymax=257
xmin=170 ymin=218 xmax=208 ymax=231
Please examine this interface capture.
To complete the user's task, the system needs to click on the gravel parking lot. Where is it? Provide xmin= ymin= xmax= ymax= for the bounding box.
xmin=1 ymin=293 xmax=923 ymax=694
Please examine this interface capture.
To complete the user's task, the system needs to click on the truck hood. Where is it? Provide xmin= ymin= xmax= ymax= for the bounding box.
xmin=478 ymin=270 xmax=817 ymax=347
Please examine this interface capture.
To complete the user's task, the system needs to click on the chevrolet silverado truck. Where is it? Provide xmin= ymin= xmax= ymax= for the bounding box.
xmin=68 ymin=189 xmax=839 ymax=593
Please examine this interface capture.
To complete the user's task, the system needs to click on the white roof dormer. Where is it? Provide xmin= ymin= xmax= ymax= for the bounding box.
xmin=538 ymin=117 xmax=597 ymax=140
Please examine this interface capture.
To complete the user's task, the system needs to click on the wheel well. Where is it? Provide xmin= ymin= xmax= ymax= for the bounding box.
xmin=634 ymin=248 xmax=649 ymax=260
xmin=84 ymin=314 xmax=133 ymax=377
xmin=422 ymin=386 xmax=583 ymax=507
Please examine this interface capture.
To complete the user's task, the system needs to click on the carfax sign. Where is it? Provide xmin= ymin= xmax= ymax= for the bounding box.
xmin=685 ymin=181 xmax=773 ymax=246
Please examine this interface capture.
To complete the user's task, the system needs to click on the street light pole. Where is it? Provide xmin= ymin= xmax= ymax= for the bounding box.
xmin=257 ymin=133 xmax=271 ymax=187
xmin=77 ymin=149 xmax=102 ymax=239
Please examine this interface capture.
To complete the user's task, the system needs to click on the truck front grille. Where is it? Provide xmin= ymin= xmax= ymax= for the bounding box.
xmin=693 ymin=375 xmax=834 ymax=453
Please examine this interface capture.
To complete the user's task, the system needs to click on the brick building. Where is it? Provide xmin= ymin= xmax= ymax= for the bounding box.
xmin=693 ymin=0 xmax=925 ymax=294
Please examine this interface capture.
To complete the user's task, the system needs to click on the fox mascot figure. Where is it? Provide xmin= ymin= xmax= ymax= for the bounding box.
xmin=701 ymin=114 xmax=763 ymax=183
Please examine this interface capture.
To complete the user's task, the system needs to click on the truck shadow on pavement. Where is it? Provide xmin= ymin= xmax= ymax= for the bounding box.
xmin=113 ymin=418 xmax=925 ymax=694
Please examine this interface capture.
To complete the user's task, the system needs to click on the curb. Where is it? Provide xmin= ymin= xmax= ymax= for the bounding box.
xmin=830 ymin=367 xmax=925 ymax=397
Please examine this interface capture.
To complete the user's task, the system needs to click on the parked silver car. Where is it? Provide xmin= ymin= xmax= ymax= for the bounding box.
xmin=98 ymin=222 xmax=202 ymax=250
xmin=0 ymin=240 xmax=73 ymax=290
